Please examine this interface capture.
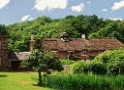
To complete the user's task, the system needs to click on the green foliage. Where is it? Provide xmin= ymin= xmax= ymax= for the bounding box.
xmin=89 ymin=22 xmax=124 ymax=42
xmin=72 ymin=49 xmax=124 ymax=75
xmin=72 ymin=60 xmax=107 ymax=75
xmin=21 ymin=49 xmax=46 ymax=71
xmin=43 ymin=51 xmax=63 ymax=71
xmin=109 ymin=62 xmax=124 ymax=75
xmin=60 ymin=59 xmax=74 ymax=65
xmin=0 ymin=72 xmax=52 ymax=90
xmin=7 ymin=15 xmax=124 ymax=52
xmin=21 ymin=49 xmax=63 ymax=85
xmin=72 ymin=61 xmax=89 ymax=74
xmin=89 ymin=61 xmax=107 ymax=75
xmin=34 ymin=36 xmax=43 ymax=49
xmin=44 ymin=73 xmax=124 ymax=90
xmin=21 ymin=49 xmax=63 ymax=71
xmin=0 ymin=24 xmax=8 ymax=35
xmin=94 ymin=49 xmax=124 ymax=75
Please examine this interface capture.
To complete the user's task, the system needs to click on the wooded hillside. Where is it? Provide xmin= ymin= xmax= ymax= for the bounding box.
xmin=7 ymin=15 xmax=124 ymax=51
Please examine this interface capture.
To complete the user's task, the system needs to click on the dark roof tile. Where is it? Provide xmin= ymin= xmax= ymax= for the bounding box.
xmin=9 ymin=52 xmax=30 ymax=61
xmin=42 ymin=38 xmax=123 ymax=51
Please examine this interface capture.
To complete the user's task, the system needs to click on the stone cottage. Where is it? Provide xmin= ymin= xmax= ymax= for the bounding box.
xmin=42 ymin=32 xmax=124 ymax=60
xmin=0 ymin=32 xmax=123 ymax=71
xmin=0 ymin=35 xmax=30 ymax=71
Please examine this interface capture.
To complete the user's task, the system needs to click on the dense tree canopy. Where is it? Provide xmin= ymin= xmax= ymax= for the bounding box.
xmin=0 ymin=24 xmax=8 ymax=35
xmin=7 ymin=15 xmax=124 ymax=51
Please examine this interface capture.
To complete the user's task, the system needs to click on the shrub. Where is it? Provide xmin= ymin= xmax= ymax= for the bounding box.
xmin=60 ymin=59 xmax=74 ymax=65
xmin=93 ymin=49 xmax=124 ymax=75
xmin=89 ymin=56 xmax=95 ymax=60
xmin=109 ymin=62 xmax=124 ymax=75
xmin=89 ymin=61 xmax=107 ymax=75
xmin=72 ymin=61 xmax=89 ymax=74
xmin=72 ymin=60 xmax=107 ymax=75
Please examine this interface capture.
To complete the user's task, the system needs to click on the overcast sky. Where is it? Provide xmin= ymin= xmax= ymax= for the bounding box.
xmin=0 ymin=0 xmax=124 ymax=25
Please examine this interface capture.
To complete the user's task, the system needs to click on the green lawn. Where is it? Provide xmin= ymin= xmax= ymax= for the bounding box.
xmin=0 ymin=72 xmax=53 ymax=90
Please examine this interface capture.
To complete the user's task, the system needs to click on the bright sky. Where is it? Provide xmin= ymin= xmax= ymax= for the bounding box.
xmin=0 ymin=0 xmax=124 ymax=25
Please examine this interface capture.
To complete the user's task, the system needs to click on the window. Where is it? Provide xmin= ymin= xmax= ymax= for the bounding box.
xmin=67 ymin=51 xmax=74 ymax=59
xmin=68 ymin=51 xmax=74 ymax=55
xmin=82 ymin=51 xmax=87 ymax=55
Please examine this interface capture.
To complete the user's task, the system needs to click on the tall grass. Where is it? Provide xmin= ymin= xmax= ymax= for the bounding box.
xmin=43 ymin=73 xmax=124 ymax=90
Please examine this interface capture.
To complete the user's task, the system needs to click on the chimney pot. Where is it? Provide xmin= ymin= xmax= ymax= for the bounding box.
xmin=31 ymin=34 xmax=34 ymax=40
xmin=60 ymin=32 xmax=70 ymax=42
xmin=81 ymin=34 xmax=86 ymax=39
xmin=30 ymin=34 xmax=35 ymax=51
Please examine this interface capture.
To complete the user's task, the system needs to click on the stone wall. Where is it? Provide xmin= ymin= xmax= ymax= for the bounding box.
xmin=56 ymin=51 xmax=89 ymax=60
xmin=56 ymin=50 xmax=104 ymax=60
xmin=87 ymin=50 xmax=104 ymax=56
xmin=57 ymin=51 xmax=68 ymax=59
xmin=0 ymin=36 xmax=11 ymax=71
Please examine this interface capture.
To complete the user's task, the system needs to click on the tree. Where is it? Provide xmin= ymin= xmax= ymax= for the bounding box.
xmin=7 ymin=15 xmax=124 ymax=52
xmin=21 ymin=49 xmax=63 ymax=85
xmin=0 ymin=24 xmax=8 ymax=35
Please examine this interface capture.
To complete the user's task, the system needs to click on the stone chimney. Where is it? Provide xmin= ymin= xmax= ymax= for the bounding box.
xmin=0 ymin=35 xmax=11 ymax=71
xmin=60 ymin=32 xmax=70 ymax=42
xmin=30 ymin=34 xmax=35 ymax=51
xmin=81 ymin=34 xmax=86 ymax=39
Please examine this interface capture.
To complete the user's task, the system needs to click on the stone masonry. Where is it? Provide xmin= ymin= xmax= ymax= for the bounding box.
xmin=0 ymin=35 xmax=11 ymax=71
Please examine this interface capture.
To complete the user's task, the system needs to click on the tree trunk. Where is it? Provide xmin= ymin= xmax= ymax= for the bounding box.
xmin=38 ymin=70 xmax=42 ymax=85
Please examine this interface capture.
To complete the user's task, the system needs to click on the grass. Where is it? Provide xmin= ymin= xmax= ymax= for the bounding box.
xmin=44 ymin=73 xmax=124 ymax=90
xmin=1 ymin=72 xmax=124 ymax=90
xmin=0 ymin=72 xmax=53 ymax=90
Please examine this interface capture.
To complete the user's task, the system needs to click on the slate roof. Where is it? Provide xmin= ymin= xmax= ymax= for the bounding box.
xmin=88 ymin=39 xmax=123 ymax=51
xmin=42 ymin=38 xmax=123 ymax=51
xmin=60 ymin=32 xmax=69 ymax=38
xmin=8 ymin=37 xmax=123 ymax=61
xmin=9 ymin=52 xmax=30 ymax=61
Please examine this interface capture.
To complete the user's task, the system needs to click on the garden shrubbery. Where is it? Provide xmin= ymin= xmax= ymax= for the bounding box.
xmin=72 ymin=61 xmax=89 ymax=74
xmin=60 ymin=59 xmax=74 ymax=65
xmin=89 ymin=61 xmax=107 ymax=75
xmin=71 ymin=49 xmax=124 ymax=75
xmin=109 ymin=62 xmax=124 ymax=75
xmin=40 ymin=49 xmax=124 ymax=90
xmin=94 ymin=49 xmax=124 ymax=75
xmin=72 ymin=60 xmax=107 ymax=75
